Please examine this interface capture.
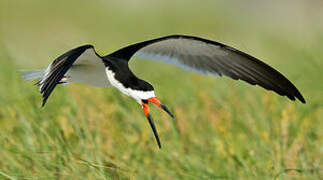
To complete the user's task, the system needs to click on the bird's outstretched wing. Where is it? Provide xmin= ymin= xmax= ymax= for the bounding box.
xmin=37 ymin=45 xmax=109 ymax=106
xmin=107 ymin=35 xmax=305 ymax=103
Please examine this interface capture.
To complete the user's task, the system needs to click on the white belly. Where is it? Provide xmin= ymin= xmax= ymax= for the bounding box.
xmin=105 ymin=67 xmax=155 ymax=103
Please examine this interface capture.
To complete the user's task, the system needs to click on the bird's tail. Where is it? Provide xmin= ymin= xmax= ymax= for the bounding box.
xmin=19 ymin=69 xmax=44 ymax=82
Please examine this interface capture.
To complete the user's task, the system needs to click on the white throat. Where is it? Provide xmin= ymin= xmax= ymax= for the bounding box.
xmin=105 ymin=67 xmax=155 ymax=103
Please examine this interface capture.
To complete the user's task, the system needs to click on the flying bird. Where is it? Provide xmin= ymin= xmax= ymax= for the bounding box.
xmin=21 ymin=35 xmax=306 ymax=148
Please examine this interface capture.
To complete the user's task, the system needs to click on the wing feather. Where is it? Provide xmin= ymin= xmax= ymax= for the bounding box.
xmin=37 ymin=45 xmax=107 ymax=106
xmin=107 ymin=35 xmax=305 ymax=103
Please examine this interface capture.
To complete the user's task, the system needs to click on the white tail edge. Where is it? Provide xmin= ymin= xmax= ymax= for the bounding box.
xmin=19 ymin=69 xmax=44 ymax=82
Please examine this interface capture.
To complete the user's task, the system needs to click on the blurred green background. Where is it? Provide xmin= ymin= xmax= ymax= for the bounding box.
xmin=0 ymin=0 xmax=322 ymax=179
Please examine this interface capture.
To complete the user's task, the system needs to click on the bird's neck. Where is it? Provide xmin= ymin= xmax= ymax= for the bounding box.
xmin=104 ymin=58 xmax=155 ymax=104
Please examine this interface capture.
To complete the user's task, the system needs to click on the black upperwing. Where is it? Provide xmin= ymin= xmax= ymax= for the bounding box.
xmin=37 ymin=45 xmax=95 ymax=107
xmin=107 ymin=35 xmax=306 ymax=103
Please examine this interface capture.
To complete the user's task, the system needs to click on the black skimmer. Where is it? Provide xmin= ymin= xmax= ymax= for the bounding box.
xmin=21 ymin=35 xmax=306 ymax=148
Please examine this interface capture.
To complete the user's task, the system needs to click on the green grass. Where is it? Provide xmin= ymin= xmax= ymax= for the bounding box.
xmin=0 ymin=0 xmax=322 ymax=179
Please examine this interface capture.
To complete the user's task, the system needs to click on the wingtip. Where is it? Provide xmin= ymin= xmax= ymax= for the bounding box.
xmin=298 ymin=96 xmax=306 ymax=104
xmin=41 ymin=98 xmax=48 ymax=108
xmin=288 ymin=93 xmax=306 ymax=104
xmin=294 ymin=89 xmax=306 ymax=104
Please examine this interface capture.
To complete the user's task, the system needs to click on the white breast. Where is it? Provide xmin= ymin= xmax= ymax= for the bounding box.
xmin=105 ymin=67 xmax=155 ymax=103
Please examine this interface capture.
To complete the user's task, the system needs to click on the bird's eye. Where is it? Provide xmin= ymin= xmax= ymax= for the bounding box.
xmin=142 ymin=99 xmax=149 ymax=104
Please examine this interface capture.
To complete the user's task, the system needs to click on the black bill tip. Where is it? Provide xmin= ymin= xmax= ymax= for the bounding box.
xmin=161 ymin=104 xmax=174 ymax=119
xmin=147 ymin=114 xmax=162 ymax=149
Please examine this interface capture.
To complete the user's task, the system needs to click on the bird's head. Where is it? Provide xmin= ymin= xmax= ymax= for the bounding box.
xmin=141 ymin=97 xmax=174 ymax=148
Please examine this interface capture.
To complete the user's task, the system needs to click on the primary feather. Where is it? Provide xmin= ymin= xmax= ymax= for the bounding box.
xmin=108 ymin=35 xmax=306 ymax=103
